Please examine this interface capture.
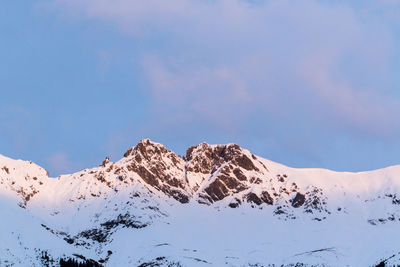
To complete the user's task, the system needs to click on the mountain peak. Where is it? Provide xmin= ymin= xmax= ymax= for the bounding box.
xmin=123 ymin=139 xmax=169 ymax=158
xmin=185 ymin=142 xmax=259 ymax=174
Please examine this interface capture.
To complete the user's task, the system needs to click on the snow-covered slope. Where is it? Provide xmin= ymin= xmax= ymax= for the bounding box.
xmin=1 ymin=139 xmax=400 ymax=267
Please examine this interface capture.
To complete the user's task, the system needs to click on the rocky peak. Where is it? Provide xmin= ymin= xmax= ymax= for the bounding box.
xmin=120 ymin=139 xmax=190 ymax=203
xmin=119 ymin=140 xmax=264 ymax=204
xmin=185 ymin=142 xmax=259 ymax=175
xmin=124 ymin=139 xmax=168 ymax=158
xmin=183 ymin=143 xmax=269 ymax=205
xmin=123 ymin=139 xmax=184 ymax=171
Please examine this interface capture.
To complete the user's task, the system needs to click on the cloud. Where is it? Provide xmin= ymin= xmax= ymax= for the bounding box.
xmin=48 ymin=0 xmax=400 ymax=139
xmin=142 ymin=55 xmax=253 ymax=130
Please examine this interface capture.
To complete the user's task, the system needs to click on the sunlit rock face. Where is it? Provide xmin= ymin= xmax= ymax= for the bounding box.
xmin=122 ymin=139 xmax=190 ymax=203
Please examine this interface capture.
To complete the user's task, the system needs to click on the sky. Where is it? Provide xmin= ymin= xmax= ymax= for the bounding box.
xmin=1 ymin=0 xmax=400 ymax=176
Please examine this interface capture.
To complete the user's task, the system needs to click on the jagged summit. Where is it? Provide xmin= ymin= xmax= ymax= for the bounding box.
xmin=123 ymin=139 xmax=170 ymax=158
xmin=116 ymin=139 xmax=273 ymax=205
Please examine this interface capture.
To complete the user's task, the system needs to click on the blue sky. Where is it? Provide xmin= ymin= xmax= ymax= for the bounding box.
xmin=1 ymin=0 xmax=400 ymax=176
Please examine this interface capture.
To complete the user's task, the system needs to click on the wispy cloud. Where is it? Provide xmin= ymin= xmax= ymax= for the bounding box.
xmin=47 ymin=0 xmax=399 ymax=137
xmin=40 ymin=0 xmax=400 ymax=171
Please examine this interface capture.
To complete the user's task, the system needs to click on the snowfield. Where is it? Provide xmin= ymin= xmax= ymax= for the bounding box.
xmin=0 ymin=139 xmax=400 ymax=267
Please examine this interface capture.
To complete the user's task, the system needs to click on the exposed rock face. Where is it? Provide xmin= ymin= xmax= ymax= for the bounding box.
xmin=122 ymin=139 xmax=190 ymax=203
xmin=183 ymin=142 xmax=278 ymax=206
xmin=292 ymin=193 xmax=306 ymax=208
xmin=185 ymin=143 xmax=259 ymax=174
xmin=246 ymin=191 xmax=274 ymax=206
xmin=119 ymin=141 xmax=271 ymax=205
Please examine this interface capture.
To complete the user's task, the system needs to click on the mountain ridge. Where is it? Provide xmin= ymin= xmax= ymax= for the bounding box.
xmin=1 ymin=139 xmax=400 ymax=266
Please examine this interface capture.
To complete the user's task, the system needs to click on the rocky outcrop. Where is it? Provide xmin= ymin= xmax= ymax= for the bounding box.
xmin=118 ymin=141 xmax=271 ymax=205
xmin=122 ymin=139 xmax=190 ymax=203
xmin=184 ymin=143 xmax=265 ymax=204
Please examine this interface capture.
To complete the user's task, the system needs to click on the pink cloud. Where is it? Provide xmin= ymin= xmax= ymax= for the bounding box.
xmin=47 ymin=0 xmax=400 ymax=137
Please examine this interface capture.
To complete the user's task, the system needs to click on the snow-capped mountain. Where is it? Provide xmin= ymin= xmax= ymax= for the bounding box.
xmin=1 ymin=139 xmax=400 ymax=266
